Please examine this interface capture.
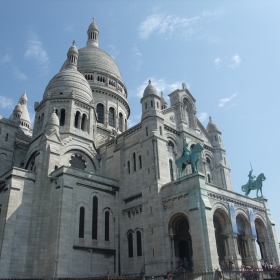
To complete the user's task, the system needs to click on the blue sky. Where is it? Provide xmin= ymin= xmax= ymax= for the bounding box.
xmin=1 ymin=1 xmax=280 ymax=240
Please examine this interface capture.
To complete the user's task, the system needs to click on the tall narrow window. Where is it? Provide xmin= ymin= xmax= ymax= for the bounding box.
xmin=81 ymin=114 xmax=87 ymax=131
xmin=5 ymin=133 xmax=8 ymax=141
xmin=159 ymin=126 xmax=162 ymax=135
xmin=109 ymin=107 xmax=115 ymax=127
xmin=60 ymin=109 xmax=65 ymax=126
xmin=169 ymin=159 xmax=174 ymax=181
xmin=74 ymin=111 xmax=80 ymax=128
xmin=207 ymin=174 xmax=211 ymax=183
xmin=139 ymin=156 xmax=142 ymax=169
xmin=92 ymin=197 xmax=98 ymax=240
xmin=128 ymin=232 xmax=133 ymax=258
xmin=137 ymin=231 xmax=142 ymax=256
xmin=146 ymin=127 xmax=148 ymax=136
xmin=145 ymin=103 xmax=147 ymax=109
xmin=151 ymin=100 xmax=153 ymax=107
xmin=119 ymin=113 xmax=123 ymax=132
xmin=105 ymin=211 xmax=110 ymax=241
xmin=79 ymin=207 xmax=85 ymax=238
xmin=128 ymin=161 xmax=130 ymax=174
xmin=125 ymin=119 xmax=127 ymax=130
xmin=133 ymin=153 xmax=136 ymax=171
xmin=96 ymin=104 xmax=104 ymax=124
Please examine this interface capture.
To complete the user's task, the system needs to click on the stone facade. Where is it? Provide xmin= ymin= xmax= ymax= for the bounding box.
xmin=0 ymin=19 xmax=279 ymax=278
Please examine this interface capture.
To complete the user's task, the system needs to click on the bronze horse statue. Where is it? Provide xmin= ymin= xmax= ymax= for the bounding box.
xmin=241 ymin=173 xmax=266 ymax=197
xmin=175 ymin=143 xmax=204 ymax=178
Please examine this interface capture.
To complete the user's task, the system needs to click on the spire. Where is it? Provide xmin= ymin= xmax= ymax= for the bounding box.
xmin=19 ymin=90 xmax=28 ymax=105
xmin=87 ymin=17 xmax=99 ymax=47
xmin=66 ymin=40 xmax=78 ymax=70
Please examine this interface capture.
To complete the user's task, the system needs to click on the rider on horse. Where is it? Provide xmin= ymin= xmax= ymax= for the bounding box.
xmin=248 ymin=169 xmax=256 ymax=189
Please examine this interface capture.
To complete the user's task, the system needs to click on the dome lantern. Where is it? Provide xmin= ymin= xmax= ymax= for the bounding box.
xmin=66 ymin=40 xmax=78 ymax=70
xmin=87 ymin=17 xmax=99 ymax=47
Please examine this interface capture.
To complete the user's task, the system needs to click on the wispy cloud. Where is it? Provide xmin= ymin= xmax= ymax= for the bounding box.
xmin=229 ymin=54 xmax=241 ymax=68
xmin=135 ymin=78 xmax=182 ymax=98
xmin=131 ymin=45 xmax=142 ymax=71
xmin=108 ymin=44 xmax=119 ymax=59
xmin=64 ymin=23 xmax=76 ymax=33
xmin=0 ymin=96 xmax=14 ymax=109
xmin=214 ymin=58 xmax=222 ymax=68
xmin=219 ymin=93 xmax=237 ymax=107
xmin=0 ymin=54 xmax=27 ymax=81
xmin=25 ymin=34 xmax=49 ymax=75
xmin=139 ymin=9 xmax=224 ymax=40
xmin=197 ymin=112 xmax=208 ymax=123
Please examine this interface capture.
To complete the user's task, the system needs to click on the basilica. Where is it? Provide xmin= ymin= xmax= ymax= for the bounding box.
xmin=0 ymin=19 xmax=279 ymax=278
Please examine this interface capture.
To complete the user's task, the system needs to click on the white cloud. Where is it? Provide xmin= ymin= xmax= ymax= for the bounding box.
xmin=135 ymin=78 xmax=182 ymax=98
xmin=64 ymin=23 xmax=76 ymax=33
xmin=138 ymin=9 xmax=223 ymax=40
xmin=139 ymin=13 xmax=199 ymax=40
xmin=214 ymin=58 xmax=222 ymax=68
xmin=25 ymin=36 xmax=49 ymax=75
xmin=229 ymin=54 xmax=241 ymax=68
xmin=219 ymin=93 xmax=237 ymax=107
xmin=197 ymin=112 xmax=208 ymax=123
xmin=0 ymin=96 xmax=13 ymax=109
xmin=108 ymin=44 xmax=119 ymax=59
xmin=132 ymin=45 xmax=142 ymax=71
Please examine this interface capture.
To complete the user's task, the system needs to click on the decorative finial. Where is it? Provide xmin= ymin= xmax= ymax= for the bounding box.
xmin=92 ymin=17 xmax=95 ymax=22
xmin=52 ymin=107 xmax=57 ymax=114
xmin=209 ymin=116 xmax=212 ymax=121
xmin=72 ymin=40 xmax=76 ymax=46
xmin=161 ymin=91 xmax=163 ymax=97
xmin=182 ymin=83 xmax=187 ymax=89
xmin=148 ymin=79 xmax=151 ymax=85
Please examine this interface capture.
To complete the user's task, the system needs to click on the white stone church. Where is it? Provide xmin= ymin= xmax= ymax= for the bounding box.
xmin=0 ymin=19 xmax=279 ymax=278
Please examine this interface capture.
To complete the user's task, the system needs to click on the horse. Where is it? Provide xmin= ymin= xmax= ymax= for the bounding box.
xmin=175 ymin=143 xmax=204 ymax=178
xmin=241 ymin=173 xmax=266 ymax=197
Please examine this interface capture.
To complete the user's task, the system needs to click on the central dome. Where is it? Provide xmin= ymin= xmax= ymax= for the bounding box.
xmin=77 ymin=46 xmax=122 ymax=79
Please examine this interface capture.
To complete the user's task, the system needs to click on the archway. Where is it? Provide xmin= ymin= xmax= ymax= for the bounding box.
xmin=213 ymin=208 xmax=231 ymax=265
xmin=255 ymin=218 xmax=268 ymax=260
xmin=169 ymin=213 xmax=193 ymax=271
xmin=236 ymin=214 xmax=250 ymax=264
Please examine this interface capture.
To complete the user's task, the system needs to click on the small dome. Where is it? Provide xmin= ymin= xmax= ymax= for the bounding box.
xmin=68 ymin=40 xmax=78 ymax=54
xmin=88 ymin=19 xmax=99 ymax=31
xmin=47 ymin=109 xmax=59 ymax=127
xmin=143 ymin=80 xmax=158 ymax=97
xmin=13 ymin=103 xmax=22 ymax=113
xmin=44 ymin=68 xmax=92 ymax=103
xmin=206 ymin=116 xmax=220 ymax=133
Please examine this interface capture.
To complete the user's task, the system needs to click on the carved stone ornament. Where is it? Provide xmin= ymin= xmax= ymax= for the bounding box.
xmin=69 ymin=154 xmax=87 ymax=170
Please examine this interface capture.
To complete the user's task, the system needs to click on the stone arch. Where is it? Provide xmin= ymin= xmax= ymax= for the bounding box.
xmin=168 ymin=212 xmax=193 ymax=271
xmin=255 ymin=217 xmax=268 ymax=260
xmin=182 ymin=97 xmax=196 ymax=128
xmin=213 ymin=207 xmax=231 ymax=264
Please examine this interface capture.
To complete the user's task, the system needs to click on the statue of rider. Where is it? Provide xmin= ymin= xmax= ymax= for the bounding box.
xmin=182 ymin=137 xmax=191 ymax=160
xmin=248 ymin=169 xmax=256 ymax=189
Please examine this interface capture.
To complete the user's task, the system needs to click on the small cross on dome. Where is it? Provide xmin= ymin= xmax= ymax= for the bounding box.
xmin=148 ymin=79 xmax=151 ymax=84
xmin=92 ymin=17 xmax=95 ymax=22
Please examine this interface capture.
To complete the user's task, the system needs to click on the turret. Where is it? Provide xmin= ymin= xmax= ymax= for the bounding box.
xmin=87 ymin=17 xmax=99 ymax=47
xmin=206 ymin=116 xmax=232 ymax=190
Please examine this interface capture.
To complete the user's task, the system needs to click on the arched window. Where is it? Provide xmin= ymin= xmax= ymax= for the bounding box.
xmin=169 ymin=159 xmax=174 ymax=181
xmin=139 ymin=156 xmax=142 ymax=169
xmin=105 ymin=211 xmax=110 ymax=241
xmin=5 ymin=133 xmax=8 ymax=141
xmin=60 ymin=109 xmax=65 ymax=126
xmin=92 ymin=197 xmax=98 ymax=240
xmin=96 ymin=104 xmax=104 ymax=124
xmin=81 ymin=114 xmax=87 ymax=131
xmin=109 ymin=107 xmax=115 ymax=127
xmin=137 ymin=231 xmax=142 ymax=256
xmin=128 ymin=232 xmax=133 ymax=258
xmin=128 ymin=161 xmax=130 ymax=174
xmin=79 ymin=207 xmax=85 ymax=238
xmin=119 ymin=113 xmax=123 ymax=132
xmin=133 ymin=153 xmax=136 ymax=171
xmin=74 ymin=111 xmax=80 ymax=128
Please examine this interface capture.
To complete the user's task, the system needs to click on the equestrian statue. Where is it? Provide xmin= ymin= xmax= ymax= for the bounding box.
xmin=175 ymin=138 xmax=204 ymax=178
xmin=241 ymin=166 xmax=266 ymax=197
